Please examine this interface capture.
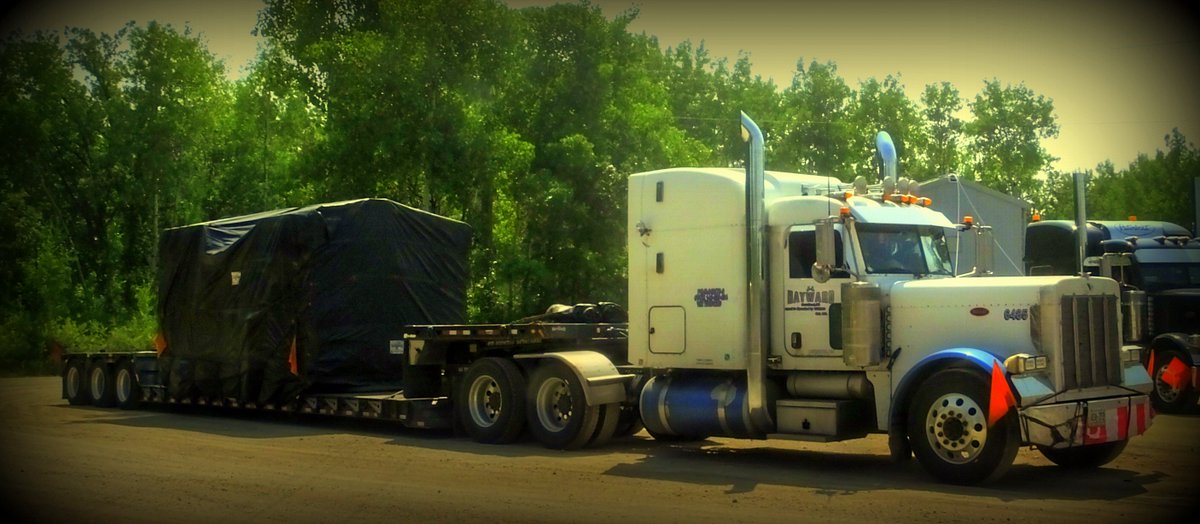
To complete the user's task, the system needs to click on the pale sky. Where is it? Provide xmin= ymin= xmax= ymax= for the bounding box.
xmin=3 ymin=0 xmax=1198 ymax=175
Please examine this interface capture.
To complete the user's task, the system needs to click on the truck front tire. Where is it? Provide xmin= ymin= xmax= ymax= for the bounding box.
xmin=907 ymin=368 xmax=1018 ymax=485
xmin=457 ymin=357 xmax=527 ymax=444
xmin=1150 ymin=349 xmax=1195 ymax=413
xmin=1038 ymin=440 xmax=1127 ymax=469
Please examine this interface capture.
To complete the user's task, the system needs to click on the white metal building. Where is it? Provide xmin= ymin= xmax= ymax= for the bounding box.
xmin=919 ymin=174 xmax=1030 ymax=276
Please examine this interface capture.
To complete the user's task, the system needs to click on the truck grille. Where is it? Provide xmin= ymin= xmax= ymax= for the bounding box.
xmin=1060 ymin=295 xmax=1121 ymax=389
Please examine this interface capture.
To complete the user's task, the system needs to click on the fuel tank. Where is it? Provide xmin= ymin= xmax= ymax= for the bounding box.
xmin=639 ymin=374 xmax=777 ymax=438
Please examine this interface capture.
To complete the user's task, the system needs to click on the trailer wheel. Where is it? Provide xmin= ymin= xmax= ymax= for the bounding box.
xmin=1150 ymin=349 xmax=1195 ymax=413
xmin=526 ymin=362 xmax=599 ymax=450
xmin=115 ymin=361 xmax=142 ymax=410
xmin=88 ymin=362 xmax=117 ymax=408
xmin=64 ymin=360 xmax=90 ymax=406
xmin=1037 ymin=440 xmax=1128 ymax=469
xmin=457 ymin=358 xmax=527 ymax=444
xmin=907 ymin=368 xmax=1018 ymax=485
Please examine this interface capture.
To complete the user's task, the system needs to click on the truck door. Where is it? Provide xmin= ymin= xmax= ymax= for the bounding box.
xmin=783 ymin=225 xmax=850 ymax=357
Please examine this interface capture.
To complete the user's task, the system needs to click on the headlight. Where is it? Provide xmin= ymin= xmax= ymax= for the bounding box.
xmin=1004 ymin=353 xmax=1048 ymax=374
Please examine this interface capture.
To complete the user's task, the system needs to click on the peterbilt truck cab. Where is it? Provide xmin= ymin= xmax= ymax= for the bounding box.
xmin=625 ymin=115 xmax=1154 ymax=484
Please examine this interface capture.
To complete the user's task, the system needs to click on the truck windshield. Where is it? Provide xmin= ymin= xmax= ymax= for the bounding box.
xmin=1139 ymin=263 xmax=1200 ymax=292
xmin=858 ymin=224 xmax=954 ymax=276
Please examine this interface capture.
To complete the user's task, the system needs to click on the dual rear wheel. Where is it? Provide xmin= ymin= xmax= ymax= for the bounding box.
xmin=455 ymin=358 xmax=622 ymax=450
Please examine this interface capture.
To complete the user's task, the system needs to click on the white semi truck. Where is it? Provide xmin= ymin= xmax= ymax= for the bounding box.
xmin=63 ymin=113 xmax=1154 ymax=485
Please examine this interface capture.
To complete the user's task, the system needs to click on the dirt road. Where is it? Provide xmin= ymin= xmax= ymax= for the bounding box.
xmin=1 ymin=376 xmax=1196 ymax=523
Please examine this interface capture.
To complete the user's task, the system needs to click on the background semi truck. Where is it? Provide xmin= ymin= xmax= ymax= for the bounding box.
xmin=62 ymin=114 xmax=1154 ymax=485
xmin=1027 ymin=219 xmax=1200 ymax=412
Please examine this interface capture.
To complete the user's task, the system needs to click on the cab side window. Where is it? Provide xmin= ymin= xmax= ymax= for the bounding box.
xmin=789 ymin=229 xmax=844 ymax=278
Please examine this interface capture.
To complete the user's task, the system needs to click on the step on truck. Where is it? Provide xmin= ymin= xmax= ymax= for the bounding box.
xmin=62 ymin=113 xmax=1154 ymax=485
xmin=1027 ymin=215 xmax=1200 ymax=412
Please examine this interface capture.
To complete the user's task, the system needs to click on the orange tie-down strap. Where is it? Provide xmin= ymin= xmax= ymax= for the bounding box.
xmin=154 ymin=333 xmax=167 ymax=356
xmin=288 ymin=337 xmax=299 ymax=375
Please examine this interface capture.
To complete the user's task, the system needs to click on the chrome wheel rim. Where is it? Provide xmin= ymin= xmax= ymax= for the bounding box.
xmin=66 ymin=366 xmax=81 ymax=398
xmin=89 ymin=366 xmax=105 ymax=401
xmin=924 ymin=392 xmax=988 ymax=464
xmin=116 ymin=368 xmax=132 ymax=404
xmin=1155 ymin=365 xmax=1181 ymax=403
xmin=467 ymin=374 xmax=502 ymax=428
xmin=535 ymin=377 xmax=572 ymax=432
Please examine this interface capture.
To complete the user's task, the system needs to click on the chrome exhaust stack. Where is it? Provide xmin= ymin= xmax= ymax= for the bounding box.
xmin=740 ymin=112 xmax=774 ymax=435
xmin=1073 ymin=171 xmax=1089 ymax=276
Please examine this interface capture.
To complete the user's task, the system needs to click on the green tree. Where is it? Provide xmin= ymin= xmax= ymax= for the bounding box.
xmin=914 ymin=81 xmax=964 ymax=179
xmin=776 ymin=60 xmax=855 ymax=178
xmin=118 ymin=23 xmax=232 ymax=292
xmin=963 ymin=79 xmax=1059 ymax=199
xmin=0 ymin=32 xmax=86 ymax=367
xmin=848 ymin=75 xmax=925 ymax=180
xmin=1085 ymin=130 xmax=1199 ymax=230
xmin=715 ymin=53 xmax=781 ymax=167
xmin=209 ymin=46 xmax=322 ymax=216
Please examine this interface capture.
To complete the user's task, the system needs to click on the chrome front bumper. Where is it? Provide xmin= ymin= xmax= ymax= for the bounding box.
xmin=1019 ymin=395 xmax=1152 ymax=449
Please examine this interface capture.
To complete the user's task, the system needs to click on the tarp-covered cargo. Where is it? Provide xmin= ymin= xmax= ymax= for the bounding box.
xmin=157 ymin=198 xmax=471 ymax=404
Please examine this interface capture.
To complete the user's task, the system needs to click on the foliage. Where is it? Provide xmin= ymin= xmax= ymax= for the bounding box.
xmin=1037 ymin=130 xmax=1199 ymax=232
xmin=776 ymin=59 xmax=856 ymax=179
xmin=962 ymin=79 xmax=1059 ymax=200
xmin=848 ymin=75 xmax=926 ymax=180
xmin=0 ymin=0 xmax=1187 ymax=372
xmin=913 ymin=82 xmax=963 ymax=179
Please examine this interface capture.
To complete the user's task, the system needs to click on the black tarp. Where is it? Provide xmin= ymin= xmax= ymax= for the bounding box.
xmin=157 ymin=199 xmax=471 ymax=404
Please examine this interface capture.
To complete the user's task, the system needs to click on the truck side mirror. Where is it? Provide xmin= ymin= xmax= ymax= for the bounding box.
xmin=973 ymin=225 xmax=994 ymax=276
xmin=813 ymin=219 xmax=836 ymax=283
xmin=960 ymin=225 xmax=994 ymax=277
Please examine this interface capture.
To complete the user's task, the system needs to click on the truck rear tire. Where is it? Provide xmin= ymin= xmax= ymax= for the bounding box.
xmin=587 ymin=403 xmax=621 ymax=448
xmin=526 ymin=362 xmax=599 ymax=450
xmin=88 ymin=362 xmax=117 ymax=408
xmin=457 ymin=357 xmax=526 ymax=444
xmin=64 ymin=360 xmax=90 ymax=406
xmin=614 ymin=404 xmax=644 ymax=438
xmin=907 ymin=368 xmax=1018 ymax=485
xmin=1037 ymin=440 xmax=1127 ymax=469
xmin=1150 ymin=349 xmax=1195 ymax=413
xmin=115 ymin=361 xmax=142 ymax=410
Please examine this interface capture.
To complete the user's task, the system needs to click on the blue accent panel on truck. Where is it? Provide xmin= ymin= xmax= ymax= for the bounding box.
xmin=907 ymin=347 xmax=997 ymax=378
xmin=890 ymin=347 xmax=999 ymax=425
